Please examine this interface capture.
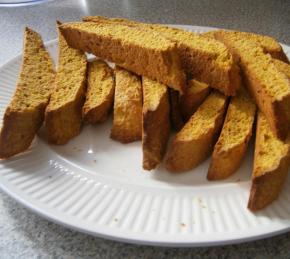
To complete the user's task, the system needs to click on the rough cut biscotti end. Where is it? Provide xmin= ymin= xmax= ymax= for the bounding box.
xmin=82 ymin=60 xmax=114 ymax=124
xmin=142 ymin=77 xmax=170 ymax=170
xmin=247 ymin=112 xmax=290 ymax=211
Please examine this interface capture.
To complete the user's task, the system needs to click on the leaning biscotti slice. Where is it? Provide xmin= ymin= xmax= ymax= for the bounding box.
xmin=82 ymin=60 xmax=114 ymax=123
xmin=214 ymin=31 xmax=290 ymax=140
xmin=207 ymin=88 xmax=256 ymax=180
xmin=273 ymin=59 xmax=290 ymax=79
xmin=0 ymin=28 xmax=55 ymax=158
xmin=111 ymin=66 xmax=142 ymax=143
xmin=204 ymin=30 xmax=289 ymax=63
xmin=59 ymin=22 xmax=185 ymax=94
xmin=45 ymin=26 xmax=87 ymax=145
xmin=165 ymin=91 xmax=227 ymax=172
xmin=83 ymin=16 xmax=240 ymax=96
xmin=248 ymin=112 xmax=290 ymax=211
xmin=142 ymin=77 xmax=170 ymax=170
xmin=180 ymin=79 xmax=210 ymax=121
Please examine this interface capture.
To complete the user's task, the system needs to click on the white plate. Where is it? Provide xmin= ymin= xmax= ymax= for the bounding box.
xmin=0 ymin=25 xmax=290 ymax=247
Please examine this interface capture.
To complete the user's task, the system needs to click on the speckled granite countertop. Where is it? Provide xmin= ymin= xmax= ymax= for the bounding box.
xmin=0 ymin=0 xmax=290 ymax=257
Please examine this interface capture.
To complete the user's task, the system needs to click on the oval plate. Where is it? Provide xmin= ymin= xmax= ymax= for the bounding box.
xmin=0 ymin=25 xmax=290 ymax=247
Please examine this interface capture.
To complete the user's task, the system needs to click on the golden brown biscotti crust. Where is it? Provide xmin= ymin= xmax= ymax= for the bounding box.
xmin=83 ymin=16 xmax=241 ymax=96
xmin=165 ymin=91 xmax=228 ymax=172
xmin=45 ymin=26 xmax=87 ymax=145
xmin=82 ymin=60 xmax=115 ymax=123
xmin=204 ymin=30 xmax=289 ymax=63
xmin=59 ymin=22 xmax=186 ymax=94
xmin=0 ymin=27 xmax=55 ymax=158
xmin=111 ymin=66 xmax=142 ymax=143
xmin=207 ymin=88 xmax=256 ymax=180
xmin=214 ymin=30 xmax=290 ymax=140
xmin=142 ymin=77 xmax=170 ymax=170
xmin=248 ymin=112 xmax=290 ymax=211
xmin=180 ymin=79 xmax=210 ymax=121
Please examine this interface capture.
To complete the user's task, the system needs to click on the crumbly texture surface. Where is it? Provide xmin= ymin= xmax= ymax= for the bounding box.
xmin=248 ymin=112 xmax=290 ymax=211
xmin=180 ymin=79 xmax=210 ymax=121
xmin=214 ymin=30 xmax=290 ymax=140
xmin=169 ymin=89 xmax=184 ymax=131
xmin=83 ymin=16 xmax=241 ymax=96
xmin=142 ymin=77 xmax=170 ymax=170
xmin=82 ymin=60 xmax=114 ymax=123
xmin=0 ymin=27 xmax=55 ymax=158
xmin=59 ymin=22 xmax=185 ymax=93
xmin=111 ymin=67 xmax=142 ymax=143
xmin=207 ymin=88 xmax=256 ymax=180
xmin=45 ymin=26 xmax=87 ymax=145
xmin=165 ymin=91 xmax=227 ymax=172
xmin=273 ymin=59 xmax=290 ymax=79
xmin=204 ymin=30 xmax=289 ymax=63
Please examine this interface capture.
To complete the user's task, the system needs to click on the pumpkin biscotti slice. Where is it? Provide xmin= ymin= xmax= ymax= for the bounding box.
xmin=45 ymin=26 xmax=87 ymax=144
xmin=165 ymin=91 xmax=227 ymax=172
xmin=248 ymin=112 xmax=290 ymax=211
xmin=180 ymin=79 xmax=210 ymax=121
xmin=0 ymin=28 xmax=55 ymax=158
xmin=207 ymin=88 xmax=256 ymax=180
xmin=214 ymin=31 xmax=290 ymax=140
xmin=142 ymin=77 xmax=170 ymax=170
xmin=83 ymin=16 xmax=240 ymax=96
xmin=111 ymin=66 xmax=142 ymax=143
xmin=59 ymin=22 xmax=185 ymax=94
xmin=82 ymin=60 xmax=114 ymax=123
xmin=204 ymin=30 xmax=289 ymax=63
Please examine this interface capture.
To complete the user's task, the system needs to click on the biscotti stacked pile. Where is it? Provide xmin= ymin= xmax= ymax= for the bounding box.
xmin=0 ymin=16 xmax=289 ymax=211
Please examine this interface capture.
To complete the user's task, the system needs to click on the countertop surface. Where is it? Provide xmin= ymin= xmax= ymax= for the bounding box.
xmin=0 ymin=0 xmax=290 ymax=257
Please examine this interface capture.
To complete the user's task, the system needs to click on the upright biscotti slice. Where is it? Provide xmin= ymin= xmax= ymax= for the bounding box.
xmin=165 ymin=91 xmax=227 ymax=172
xmin=0 ymin=28 xmax=55 ymax=158
xmin=111 ymin=66 xmax=142 ymax=143
xmin=248 ymin=112 xmax=290 ymax=211
xmin=169 ymin=89 xmax=184 ymax=131
xmin=45 ymin=26 xmax=87 ymax=144
xmin=82 ymin=60 xmax=114 ymax=123
xmin=273 ymin=59 xmax=290 ymax=79
xmin=204 ymin=30 xmax=289 ymax=63
xmin=180 ymin=79 xmax=210 ymax=121
xmin=59 ymin=22 xmax=185 ymax=93
xmin=207 ymin=88 xmax=256 ymax=180
xmin=142 ymin=77 xmax=170 ymax=170
xmin=214 ymin=31 xmax=290 ymax=140
xmin=83 ymin=16 xmax=240 ymax=96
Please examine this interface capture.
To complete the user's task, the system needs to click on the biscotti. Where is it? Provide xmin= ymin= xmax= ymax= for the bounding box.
xmin=207 ymin=88 xmax=256 ymax=180
xmin=45 ymin=26 xmax=87 ymax=144
xmin=204 ymin=30 xmax=289 ymax=63
xmin=82 ymin=60 xmax=114 ymax=123
xmin=142 ymin=77 xmax=170 ymax=170
xmin=0 ymin=28 xmax=55 ymax=158
xmin=59 ymin=22 xmax=186 ymax=93
xmin=248 ymin=112 xmax=290 ymax=211
xmin=180 ymin=79 xmax=210 ymax=121
xmin=214 ymin=30 xmax=290 ymax=140
xmin=111 ymin=66 xmax=142 ymax=143
xmin=83 ymin=16 xmax=241 ymax=96
xmin=273 ymin=59 xmax=290 ymax=79
xmin=165 ymin=91 xmax=227 ymax=172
